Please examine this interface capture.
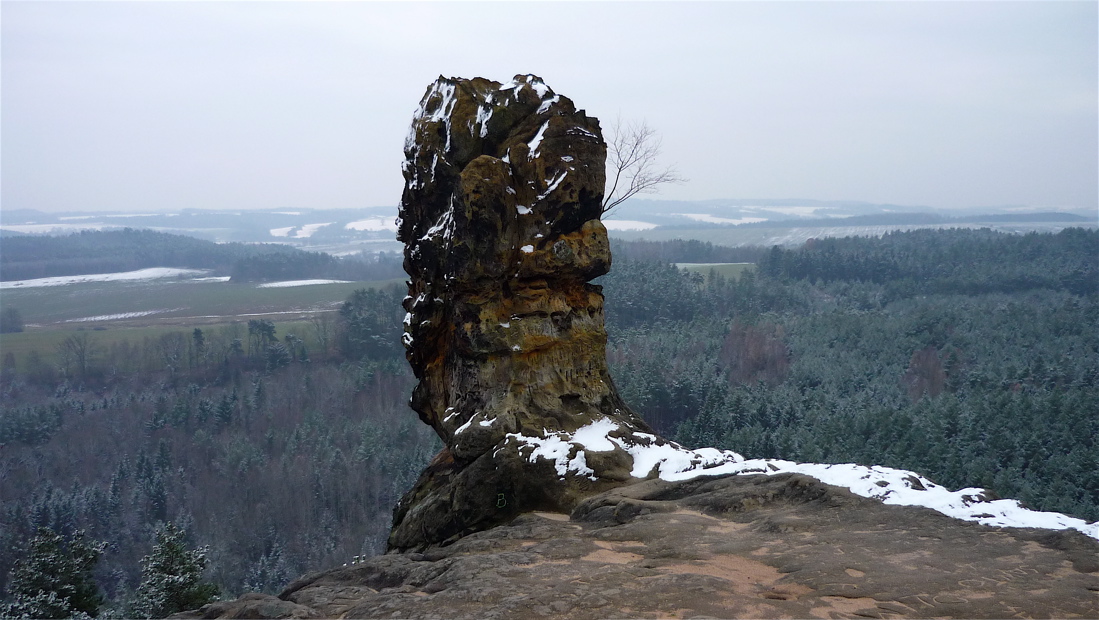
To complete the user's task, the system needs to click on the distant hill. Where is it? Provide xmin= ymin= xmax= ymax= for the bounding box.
xmin=2 ymin=202 xmax=1094 ymax=256
xmin=735 ymin=211 xmax=1092 ymax=229
xmin=0 ymin=206 xmax=403 ymax=255
xmin=0 ymin=229 xmax=403 ymax=283
xmin=1 ymin=229 xmax=281 ymax=281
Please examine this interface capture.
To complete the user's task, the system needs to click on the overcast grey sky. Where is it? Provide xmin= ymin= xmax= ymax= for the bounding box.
xmin=2 ymin=1 xmax=1096 ymax=213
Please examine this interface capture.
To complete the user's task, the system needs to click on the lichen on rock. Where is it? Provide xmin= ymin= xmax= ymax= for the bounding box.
xmin=391 ymin=74 xmax=659 ymax=550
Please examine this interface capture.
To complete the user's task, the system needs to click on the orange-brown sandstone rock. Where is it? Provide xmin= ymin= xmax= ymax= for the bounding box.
xmin=390 ymin=75 xmax=654 ymax=550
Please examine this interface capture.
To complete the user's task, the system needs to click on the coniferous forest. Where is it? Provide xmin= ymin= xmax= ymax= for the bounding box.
xmin=0 ymin=227 xmax=1095 ymax=616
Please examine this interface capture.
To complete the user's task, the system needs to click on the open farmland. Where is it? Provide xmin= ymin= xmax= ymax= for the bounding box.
xmin=0 ymin=276 xmax=404 ymax=369
xmin=0 ymin=277 xmax=402 ymax=327
xmin=0 ymin=319 xmax=331 ymax=369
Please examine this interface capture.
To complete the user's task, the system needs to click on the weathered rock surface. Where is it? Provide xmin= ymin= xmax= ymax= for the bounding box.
xmin=391 ymin=75 xmax=659 ymax=550
xmin=183 ymin=473 xmax=1099 ymax=619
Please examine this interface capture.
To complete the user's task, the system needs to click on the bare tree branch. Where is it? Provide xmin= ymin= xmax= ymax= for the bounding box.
xmin=602 ymin=117 xmax=686 ymax=216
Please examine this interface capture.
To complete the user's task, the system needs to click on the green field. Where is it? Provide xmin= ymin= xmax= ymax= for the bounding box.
xmin=1 ymin=278 xmax=403 ymax=326
xmin=0 ymin=277 xmax=403 ymax=368
xmin=675 ymin=262 xmax=756 ymax=280
xmin=0 ymin=319 xmax=332 ymax=370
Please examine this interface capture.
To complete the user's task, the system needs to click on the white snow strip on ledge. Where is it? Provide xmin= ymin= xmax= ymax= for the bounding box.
xmin=507 ymin=418 xmax=1099 ymax=541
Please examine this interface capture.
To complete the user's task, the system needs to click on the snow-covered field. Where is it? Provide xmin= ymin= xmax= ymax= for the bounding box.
xmin=741 ymin=205 xmax=824 ymax=217
xmin=602 ymin=220 xmax=660 ymax=231
xmin=1 ymin=223 xmax=110 ymax=234
xmin=295 ymin=223 xmax=332 ymax=238
xmin=346 ymin=217 xmax=398 ymax=232
xmin=269 ymin=223 xmax=334 ymax=238
xmin=65 ymin=309 xmax=181 ymax=323
xmin=680 ymin=213 xmax=769 ymax=225
xmin=0 ymin=268 xmax=211 ymax=289
xmin=510 ymin=417 xmax=1099 ymax=540
xmin=256 ymin=279 xmax=352 ymax=288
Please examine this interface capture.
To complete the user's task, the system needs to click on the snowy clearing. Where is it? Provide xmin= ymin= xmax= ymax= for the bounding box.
xmin=1 ymin=268 xmax=211 ymax=289
xmin=509 ymin=418 xmax=1099 ymax=541
xmin=65 ymin=309 xmax=181 ymax=323
xmin=345 ymin=217 xmax=398 ymax=232
xmin=602 ymin=220 xmax=660 ymax=231
xmin=269 ymin=223 xmax=334 ymax=238
xmin=742 ymin=206 xmax=823 ymax=217
xmin=256 ymin=279 xmax=352 ymax=288
xmin=295 ymin=223 xmax=333 ymax=238
xmin=1 ymin=223 xmax=109 ymax=234
xmin=679 ymin=213 xmax=769 ymax=225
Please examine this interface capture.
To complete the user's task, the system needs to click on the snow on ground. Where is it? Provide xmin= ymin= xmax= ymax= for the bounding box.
xmin=255 ymin=279 xmax=352 ymax=288
xmin=678 ymin=213 xmax=769 ymax=225
xmin=345 ymin=217 xmax=398 ymax=232
xmin=66 ymin=309 xmax=181 ymax=323
xmin=269 ymin=223 xmax=334 ymax=238
xmin=509 ymin=417 xmax=1099 ymax=541
xmin=295 ymin=223 xmax=333 ymax=238
xmin=742 ymin=206 xmax=823 ymax=217
xmin=602 ymin=220 xmax=660 ymax=231
xmin=1 ymin=223 xmax=109 ymax=234
xmin=1 ymin=268 xmax=211 ymax=289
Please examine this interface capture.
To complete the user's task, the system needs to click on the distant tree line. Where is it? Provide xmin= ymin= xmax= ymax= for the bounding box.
xmin=611 ymin=238 xmax=766 ymax=264
xmin=734 ymin=211 xmax=1090 ymax=229
xmin=757 ymin=227 xmax=1097 ymax=297
xmin=0 ymin=229 xmax=405 ymax=283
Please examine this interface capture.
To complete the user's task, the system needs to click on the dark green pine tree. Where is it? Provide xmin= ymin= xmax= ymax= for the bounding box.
xmin=1 ymin=527 xmax=105 ymax=619
xmin=128 ymin=523 xmax=219 ymax=619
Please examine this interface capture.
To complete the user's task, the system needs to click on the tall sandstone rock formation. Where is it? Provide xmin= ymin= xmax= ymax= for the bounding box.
xmin=391 ymin=75 xmax=657 ymax=549
xmin=172 ymin=75 xmax=1099 ymax=620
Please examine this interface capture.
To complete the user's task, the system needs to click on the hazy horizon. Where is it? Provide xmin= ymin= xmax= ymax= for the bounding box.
xmin=3 ymin=2 xmax=1096 ymax=214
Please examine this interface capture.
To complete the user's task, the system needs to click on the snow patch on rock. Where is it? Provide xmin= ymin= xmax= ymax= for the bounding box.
xmin=507 ymin=418 xmax=1099 ymax=540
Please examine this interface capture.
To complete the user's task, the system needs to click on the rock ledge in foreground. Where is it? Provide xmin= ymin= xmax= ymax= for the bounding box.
xmin=180 ymin=473 xmax=1099 ymax=619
